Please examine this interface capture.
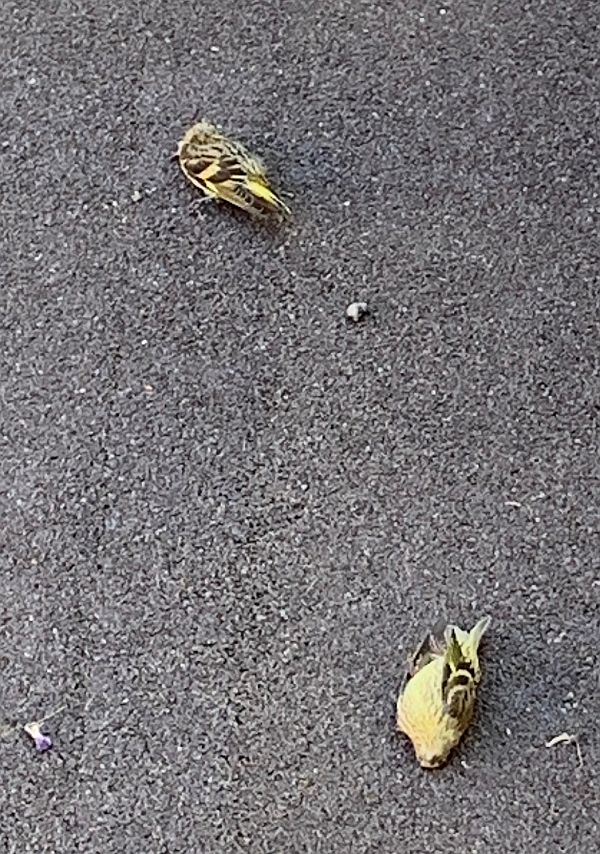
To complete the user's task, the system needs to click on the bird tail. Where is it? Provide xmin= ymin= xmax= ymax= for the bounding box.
xmin=246 ymin=177 xmax=291 ymax=217
xmin=445 ymin=615 xmax=491 ymax=680
xmin=469 ymin=615 xmax=492 ymax=648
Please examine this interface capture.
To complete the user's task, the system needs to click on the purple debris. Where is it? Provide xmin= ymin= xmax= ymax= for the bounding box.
xmin=34 ymin=732 xmax=53 ymax=752
xmin=24 ymin=721 xmax=53 ymax=752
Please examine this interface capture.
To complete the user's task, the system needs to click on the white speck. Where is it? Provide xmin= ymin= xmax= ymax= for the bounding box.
xmin=506 ymin=727 xmax=512 ymax=736
xmin=342 ymin=200 xmax=351 ymax=207
xmin=546 ymin=732 xmax=575 ymax=748
xmin=210 ymin=45 xmax=220 ymax=53
xmin=131 ymin=189 xmax=142 ymax=202
xmin=439 ymin=8 xmax=447 ymax=15
xmin=346 ymin=302 xmax=368 ymax=322
xmin=27 ymin=77 xmax=37 ymax=85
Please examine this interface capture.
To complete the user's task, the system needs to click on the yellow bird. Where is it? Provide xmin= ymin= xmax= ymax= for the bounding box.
xmin=176 ymin=120 xmax=290 ymax=220
xmin=397 ymin=615 xmax=491 ymax=769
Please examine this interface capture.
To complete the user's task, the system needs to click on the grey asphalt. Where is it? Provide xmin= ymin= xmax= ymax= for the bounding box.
xmin=1 ymin=1 xmax=599 ymax=852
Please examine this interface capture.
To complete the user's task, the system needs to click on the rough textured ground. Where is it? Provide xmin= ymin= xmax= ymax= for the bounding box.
xmin=1 ymin=1 xmax=599 ymax=851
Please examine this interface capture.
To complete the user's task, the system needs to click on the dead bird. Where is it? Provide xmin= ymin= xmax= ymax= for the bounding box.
xmin=176 ymin=120 xmax=290 ymax=220
xmin=397 ymin=615 xmax=491 ymax=768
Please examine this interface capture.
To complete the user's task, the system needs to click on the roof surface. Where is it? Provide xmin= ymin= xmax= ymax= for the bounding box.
xmin=1 ymin=1 xmax=598 ymax=851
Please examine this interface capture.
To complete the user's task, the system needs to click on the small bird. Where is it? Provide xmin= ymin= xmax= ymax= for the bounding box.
xmin=397 ymin=615 xmax=491 ymax=769
xmin=176 ymin=120 xmax=290 ymax=220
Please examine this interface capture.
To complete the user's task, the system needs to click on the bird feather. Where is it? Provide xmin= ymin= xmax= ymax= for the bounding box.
xmin=397 ymin=615 xmax=491 ymax=768
xmin=176 ymin=120 xmax=290 ymax=220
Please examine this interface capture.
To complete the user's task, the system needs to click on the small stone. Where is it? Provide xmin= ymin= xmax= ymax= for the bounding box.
xmin=346 ymin=301 xmax=368 ymax=322
xmin=131 ymin=189 xmax=142 ymax=202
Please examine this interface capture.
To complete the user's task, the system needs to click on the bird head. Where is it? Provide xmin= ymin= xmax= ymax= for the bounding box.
xmin=413 ymin=735 xmax=452 ymax=769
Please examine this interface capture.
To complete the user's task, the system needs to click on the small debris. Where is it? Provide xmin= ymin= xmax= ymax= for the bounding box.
xmin=24 ymin=721 xmax=53 ymax=752
xmin=545 ymin=732 xmax=583 ymax=767
xmin=346 ymin=301 xmax=368 ymax=322
xmin=23 ymin=705 xmax=66 ymax=754
xmin=131 ymin=189 xmax=142 ymax=203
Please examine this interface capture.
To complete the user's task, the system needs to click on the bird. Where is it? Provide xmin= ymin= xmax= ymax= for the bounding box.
xmin=175 ymin=120 xmax=290 ymax=220
xmin=396 ymin=615 xmax=491 ymax=769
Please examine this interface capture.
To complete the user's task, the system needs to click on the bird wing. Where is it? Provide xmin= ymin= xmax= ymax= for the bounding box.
xmin=182 ymin=148 xmax=243 ymax=182
xmin=209 ymin=180 xmax=275 ymax=218
xmin=182 ymin=152 xmax=287 ymax=218
xmin=440 ymin=630 xmax=478 ymax=722
xmin=444 ymin=615 xmax=491 ymax=682
xmin=406 ymin=618 xmax=448 ymax=679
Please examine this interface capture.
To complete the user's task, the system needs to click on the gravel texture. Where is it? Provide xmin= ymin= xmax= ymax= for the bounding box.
xmin=1 ymin=1 xmax=599 ymax=852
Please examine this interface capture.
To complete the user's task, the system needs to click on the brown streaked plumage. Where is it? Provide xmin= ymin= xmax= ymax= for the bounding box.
xmin=176 ymin=120 xmax=290 ymax=220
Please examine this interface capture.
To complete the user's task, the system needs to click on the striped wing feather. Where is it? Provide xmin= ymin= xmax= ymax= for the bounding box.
xmin=178 ymin=123 xmax=288 ymax=219
xmin=440 ymin=631 xmax=477 ymax=723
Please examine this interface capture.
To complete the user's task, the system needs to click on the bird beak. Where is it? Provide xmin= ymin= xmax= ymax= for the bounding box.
xmin=417 ymin=753 xmax=445 ymax=769
xmin=419 ymin=760 xmax=442 ymax=770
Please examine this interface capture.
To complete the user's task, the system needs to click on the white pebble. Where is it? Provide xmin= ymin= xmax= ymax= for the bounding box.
xmin=346 ymin=302 xmax=368 ymax=322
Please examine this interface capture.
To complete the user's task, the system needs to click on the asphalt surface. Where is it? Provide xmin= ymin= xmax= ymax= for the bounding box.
xmin=1 ymin=1 xmax=599 ymax=851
